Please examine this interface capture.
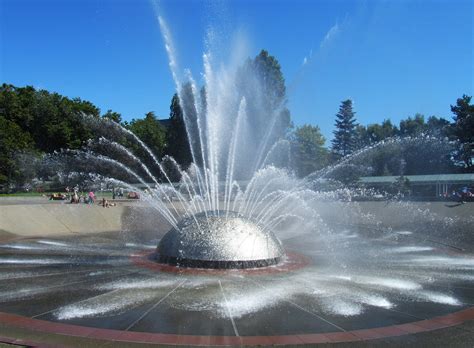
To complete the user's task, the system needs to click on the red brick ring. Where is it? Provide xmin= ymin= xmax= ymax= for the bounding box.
xmin=0 ymin=308 xmax=473 ymax=346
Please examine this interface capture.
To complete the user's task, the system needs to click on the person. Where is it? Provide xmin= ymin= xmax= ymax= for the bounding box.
xmin=112 ymin=187 xmax=116 ymax=200
xmin=118 ymin=187 xmax=124 ymax=198
xmin=88 ymin=191 xmax=95 ymax=204
xmin=456 ymin=187 xmax=468 ymax=204
xmin=50 ymin=193 xmax=66 ymax=200
xmin=102 ymin=197 xmax=109 ymax=208
xmin=127 ymin=191 xmax=140 ymax=199
xmin=70 ymin=191 xmax=79 ymax=204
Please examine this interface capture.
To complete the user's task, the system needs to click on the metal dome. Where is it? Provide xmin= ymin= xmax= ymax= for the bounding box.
xmin=157 ymin=211 xmax=284 ymax=269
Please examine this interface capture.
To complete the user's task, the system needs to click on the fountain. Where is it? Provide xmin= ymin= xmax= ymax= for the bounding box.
xmin=157 ymin=211 xmax=284 ymax=269
xmin=0 ymin=11 xmax=473 ymax=348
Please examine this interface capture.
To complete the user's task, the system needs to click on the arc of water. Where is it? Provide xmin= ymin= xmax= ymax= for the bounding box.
xmin=114 ymin=122 xmax=180 ymax=189
xmin=260 ymin=139 xmax=291 ymax=169
xmin=97 ymin=137 xmax=182 ymax=217
xmin=240 ymin=168 xmax=288 ymax=217
xmin=161 ymin=156 xmax=207 ymax=232
xmin=256 ymin=189 xmax=315 ymax=228
xmin=231 ymin=184 xmax=245 ymax=213
xmin=107 ymin=120 xmax=212 ymax=224
xmin=245 ymin=176 xmax=283 ymax=218
xmin=301 ymin=136 xmax=434 ymax=185
xmin=226 ymin=181 xmax=242 ymax=215
xmin=180 ymin=172 xmax=205 ymax=214
xmin=251 ymin=103 xmax=285 ymax=175
xmin=187 ymin=163 xmax=211 ymax=221
xmin=162 ymin=156 xmax=200 ymax=213
xmin=96 ymin=176 xmax=180 ymax=230
xmin=264 ymin=213 xmax=305 ymax=232
xmin=88 ymin=154 xmax=180 ymax=227
xmin=245 ymin=189 xmax=285 ymax=221
xmin=253 ymin=189 xmax=302 ymax=225
xmin=235 ymin=168 xmax=268 ymax=216
xmin=224 ymin=97 xmax=246 ymax=216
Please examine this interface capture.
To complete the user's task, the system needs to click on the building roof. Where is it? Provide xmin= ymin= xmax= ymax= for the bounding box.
xmin=360 ymin=174 xmax=474 ymax=185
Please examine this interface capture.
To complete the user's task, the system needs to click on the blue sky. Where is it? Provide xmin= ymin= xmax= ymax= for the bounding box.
xmin=1 ymin=0 xmax=472 ymax=141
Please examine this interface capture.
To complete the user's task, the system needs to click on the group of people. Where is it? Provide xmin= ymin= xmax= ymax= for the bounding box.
xmin=66 ymin=186 xmax=97 ymax=205
xmin=100 ymin=197 xmax=116 ymax=208
xmin=442 ymin=187 xmax=474 ymax=203
xmin=49 ymin=186 xmax=133 ymax=207
xmin=49 ymin=192 xmax=67 ymax=200
xmin=65 ymin=186 xmax=120 ymax=207
xmin=112 ymin=187 xmax=124 ymax=199
xmin=455 ymin=187 xmax=474 ymax=203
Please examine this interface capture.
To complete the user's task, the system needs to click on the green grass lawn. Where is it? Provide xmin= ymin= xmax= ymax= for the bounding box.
xmin=0 ymin=192 xmax=45 ymax=197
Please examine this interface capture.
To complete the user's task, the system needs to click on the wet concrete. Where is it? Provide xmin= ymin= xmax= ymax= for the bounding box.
xmin=0 ymin=200 xmax=473 ymax=346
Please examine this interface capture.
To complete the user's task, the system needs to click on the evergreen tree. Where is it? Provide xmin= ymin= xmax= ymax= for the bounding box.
xmin=237 ymin=50 xmax=292 ymax=145
xmin=331 ymin=99 xmax=357 ymax=158
xmin=450 ymin=94 xmax=474 ymax=170
xmin=166 ymin=93 xmax=193 ymax=168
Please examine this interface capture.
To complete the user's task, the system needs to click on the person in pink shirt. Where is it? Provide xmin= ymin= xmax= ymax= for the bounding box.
xmin=88 ymin=191 xmax=95 ymax=204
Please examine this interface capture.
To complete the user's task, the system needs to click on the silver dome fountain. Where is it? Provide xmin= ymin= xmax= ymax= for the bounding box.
xmin=157 ymin=211 xmax=284 ymax=269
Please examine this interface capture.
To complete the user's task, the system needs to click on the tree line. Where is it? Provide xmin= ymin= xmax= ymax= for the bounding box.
xmin=325 ymin=96 xmax=473 ymax=179
xmin=1 ymin=50 xmax=472 ymax=191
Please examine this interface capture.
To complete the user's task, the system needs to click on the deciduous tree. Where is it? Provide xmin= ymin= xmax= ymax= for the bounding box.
xmin=291 ymin=124 xmax=328 ymax=177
